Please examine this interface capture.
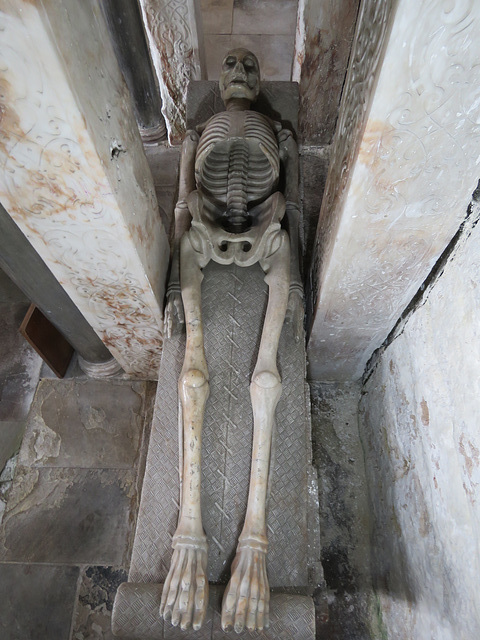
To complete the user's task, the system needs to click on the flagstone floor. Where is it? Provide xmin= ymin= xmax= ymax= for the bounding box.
xmin=0 ymin=270 xmax=156 ymax=640
xmin=0 ymin=266 xmax=372 ymax=640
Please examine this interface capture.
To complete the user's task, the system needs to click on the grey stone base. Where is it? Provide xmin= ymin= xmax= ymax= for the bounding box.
xmin=113 ymin=263 xmax=320 ymax=638
xmin=112 ymin=583 xmax=315 ymax=640
xmin=77 ymin=355 xmax=123 ymax=378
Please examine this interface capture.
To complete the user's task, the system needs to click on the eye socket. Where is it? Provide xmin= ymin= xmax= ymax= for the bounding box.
xmin=243 ymin=59 xmax=255 ymax=70
xmin=225 ymin=56 xmax=236 ymax=67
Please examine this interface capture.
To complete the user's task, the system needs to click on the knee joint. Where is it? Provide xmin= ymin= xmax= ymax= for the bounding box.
xmin=252 ymin=370 xmax=281 ymax=390
xmin=181 ymin=368 xmax=208 ymax=389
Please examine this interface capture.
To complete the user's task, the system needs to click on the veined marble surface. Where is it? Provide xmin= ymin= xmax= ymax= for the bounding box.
xmin=308 ymin=0 xmax=480 ymax=381
xmin=0 ymin=0 xmax=169 ymax=378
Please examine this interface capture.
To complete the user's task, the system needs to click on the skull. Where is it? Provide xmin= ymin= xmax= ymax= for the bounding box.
xmin=219 ymin=48 xmax=260 ymax=104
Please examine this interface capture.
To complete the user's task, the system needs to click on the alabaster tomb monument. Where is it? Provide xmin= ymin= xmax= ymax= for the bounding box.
xmin=112 ymin=49 xmax=318 ymax=640
xmin=161 ymin=48 xmax=303 ymax=633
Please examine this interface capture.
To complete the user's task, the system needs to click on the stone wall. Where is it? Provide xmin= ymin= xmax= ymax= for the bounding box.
xmin=359 ymin=193 xmax=480 ymax=639
xmin=310 ymin=382 xmax=375 ymax=639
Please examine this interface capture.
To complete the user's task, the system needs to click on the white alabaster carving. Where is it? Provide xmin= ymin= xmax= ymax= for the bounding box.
xmin=160 ymin=49 xmax=301 ymax=633
xmin=308 ymin=0 xmax=480 ymax=380
xmin=0 ymin=1 xmax=167 ymax=378
xmin=139 ymin=0 xmax=206 ymax=144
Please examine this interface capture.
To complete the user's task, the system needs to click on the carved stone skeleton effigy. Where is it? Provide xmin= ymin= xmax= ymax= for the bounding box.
xmin=161 ymin=49 xmax=303 ymax=633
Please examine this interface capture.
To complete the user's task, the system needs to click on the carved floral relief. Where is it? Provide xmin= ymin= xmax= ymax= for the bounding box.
xmin=139 ymin=0 xmax=204 ymax=144
xmin=308 ymin=0 xmax=480 ymax=380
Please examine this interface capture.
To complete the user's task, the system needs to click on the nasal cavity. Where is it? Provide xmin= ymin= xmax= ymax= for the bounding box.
xmin=219 ymin=241 xmax=228 ymax=252
xmin=243 ymin=242 xmax=252 ymax=252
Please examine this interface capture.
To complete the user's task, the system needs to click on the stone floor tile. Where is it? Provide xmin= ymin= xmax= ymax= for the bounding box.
xmin=201 ymin=0 xmax=234 ymax=34
xmin=0 ymin=303 xmax=42 ymax=422
xmin=0 ymin=563 xmax=79 ymax=640
xmin=19 ymin=379 xmax=148 ymax=469
xmin=0 ymin=420 xmax=25 ymax=471
xmin=232 ymin=0 xmax=298 ymax=36
xmin=71 ymin=566 xmax=130 ymax=640
xmin=0 ymin=466 xmax=137 ymax=566
xmin=0 ymin=453 xmax=17 ymax=525
xmin=205 ymin=34 xmax=294 ymax=80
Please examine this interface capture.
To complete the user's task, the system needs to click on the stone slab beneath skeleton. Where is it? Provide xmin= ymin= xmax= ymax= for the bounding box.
xmin=112 ymin=261 xmax=321 ymax=638
xmin=112 ymin=75 xmax=321 ymax=636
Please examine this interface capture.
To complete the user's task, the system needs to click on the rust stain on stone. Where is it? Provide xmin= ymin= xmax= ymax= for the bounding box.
xmin=409 ymin=474 xmax=430 ymax=538
xmin=420 ymin=399 xmax=429 ymax=426
xmin=0 ymin=76 xmax=24 ymax=157
xmin=0 ymin=77 xmax=92 ymax=222
xmin=358 ymin=118 xmax=386 ymax=167
xmin=0 ymin=61 xmax=163 ymax=378
xmin=459 ymin=434 xmax=479 ymax=481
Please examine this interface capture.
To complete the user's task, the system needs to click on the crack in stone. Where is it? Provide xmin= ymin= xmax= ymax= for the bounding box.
xmin=363 ymin=180 xmax=480 ymax=385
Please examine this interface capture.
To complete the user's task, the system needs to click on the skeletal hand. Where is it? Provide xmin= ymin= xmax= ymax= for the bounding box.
xmin=165 ymin=290 xmax=185 ymax=339
xmin=277 ymin=128 xmax=293 ymax=144
xmin=285 ymin=287 xmax=304 ymax=343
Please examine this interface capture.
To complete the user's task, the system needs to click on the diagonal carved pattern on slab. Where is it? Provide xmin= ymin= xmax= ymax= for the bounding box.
xmin=129 ymin=262 xmax=311 ymax=587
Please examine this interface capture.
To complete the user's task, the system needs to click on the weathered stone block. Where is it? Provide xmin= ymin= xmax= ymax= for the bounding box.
xmin=72 ymin=566 xmax=129 ymax=640
xmin=0 ymin=563 xmax=79 ymax=640
xmin=359 ymin=203 xmax=480 ymax=638
xmin=0 ymin=467 xmax=137 ymax=565
xmin=18 ymin=379 xmax=148 ymax=470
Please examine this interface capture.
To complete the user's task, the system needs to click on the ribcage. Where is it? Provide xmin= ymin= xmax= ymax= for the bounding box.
xmin=199 ymin=139 xmax=275 ymax=204
xmin=195 ymin=111 xmax=279 ymax=232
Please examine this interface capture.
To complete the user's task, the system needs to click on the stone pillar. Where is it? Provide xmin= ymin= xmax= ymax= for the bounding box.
xmin=307 ymin=0 xmax=480 ymax=381
xmin=293 ymin=0 xmax=360 ymax=145
xmin=0 ymin=204 xmax=114 ymax=371
xmin=0 ymin=0 xmax=170 ymax=378
xmin=293 ymin=0 xmax=359 ymax=279
xmin=139 ymin=0 xmax=206 ymax=144
xmin=101 ymin=0 xmax=167 ymax=144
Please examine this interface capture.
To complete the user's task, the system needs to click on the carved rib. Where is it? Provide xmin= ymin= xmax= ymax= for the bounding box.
xmin=195 ymin=111 xmax=280 ymax=228
xmin=195 ymin=113 xmax=231 ymax=171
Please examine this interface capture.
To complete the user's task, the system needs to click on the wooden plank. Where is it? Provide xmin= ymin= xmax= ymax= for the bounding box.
xmin=19 ymin=304 xmax=74 ymax=378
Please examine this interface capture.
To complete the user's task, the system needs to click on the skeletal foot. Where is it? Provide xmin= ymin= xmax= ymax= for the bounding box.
xmin=221 ymin=539 xmax=270 ymax=633
xmin=160 ymin=536 xmax=208 ymax=631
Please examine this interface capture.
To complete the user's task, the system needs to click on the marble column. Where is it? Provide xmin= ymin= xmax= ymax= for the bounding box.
xmin=307 ymin=0 xmax=480 ymax=381
xmin=0 ymin=0 xmax=170 ymax=378
xmin=138 ymin=0 xmax=206 ymax=144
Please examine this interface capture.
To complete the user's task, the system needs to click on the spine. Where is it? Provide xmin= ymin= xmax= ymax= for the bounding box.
xmin=226 ymin=140 xmax=249 ymax=232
